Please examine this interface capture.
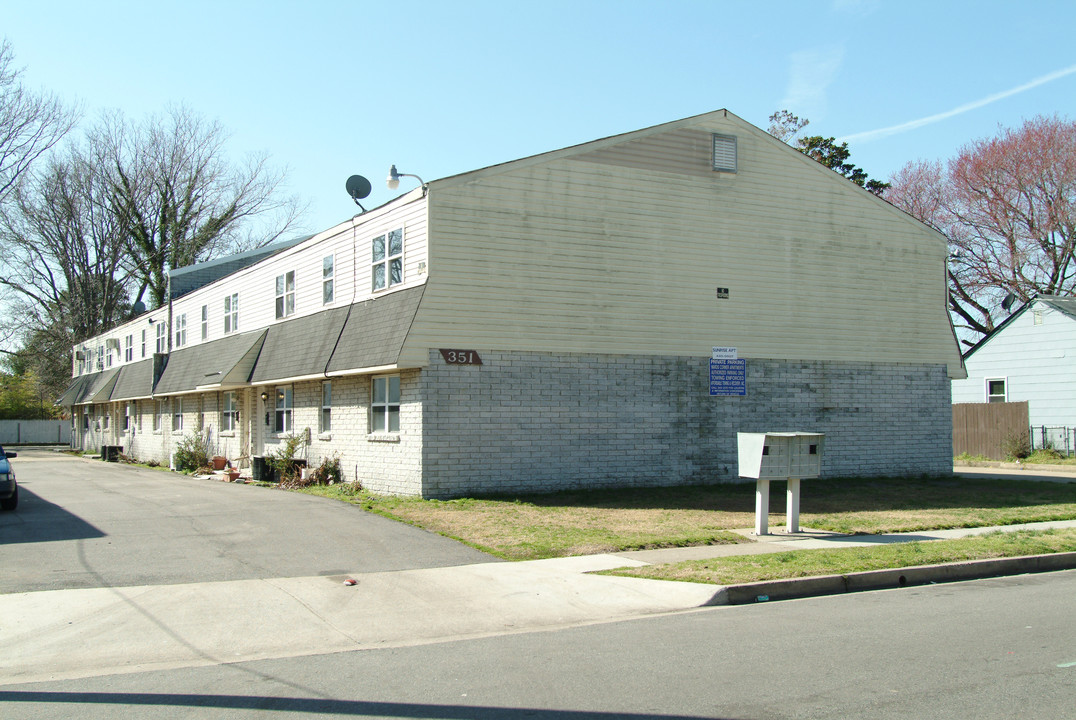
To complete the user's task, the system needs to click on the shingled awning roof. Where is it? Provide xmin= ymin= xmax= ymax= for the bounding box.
xmin=110 ymin=358 xmax=156 ymax=401
xmin=249 ymin=286 xmax=424 ymax=384
xmin=326 ymin=285 xmax=424 ymax=375
xmin=154 ymin=329 xmax=267 ymax=396
xmin=56 ymin=368 xmax=120 ymax=406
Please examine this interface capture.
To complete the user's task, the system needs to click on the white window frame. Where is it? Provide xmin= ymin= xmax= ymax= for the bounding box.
xmin=320 ymin=381 xmax=332 ymax=435
xmin=106 ymin=346 xmax=113 ymax=368
xmin=154 ymin=400 xmax=164 ymax=432
xmin=372 ymin=228 xmax=403 ymax=292
xmin=986 ymin=377 xmax=1008 ymax=403
xmin=174 ymin=314 xmax=187 ymax=348
xmin=96 ymin=346 xmax=104 ymax=371
xmin=274 ymin=386 xmax=293 ymax=434
xmin=370 ymin=374 xmax=400 ymax=433
xmin=275 ymin=271 xmax=295 ymax=319
xmin=221 ymin=391 xmax=238 ymax=434
xmin=123 ymin=402 xmax=131 ymax=431
xmin=323 ymin=254 xmax=334 ymax=305
xmin=224 ymin=293 xmax=239 ymax=334
xmin=124 ymin=335 xmax=133 ymax=362
xmin=172 ymin=397 xmax=183 ymax=433
xmin=201 ymin=304 xmax=208 ymax=340
xmin=155 ymin=322 xmax=166 ymax=353
xmin=141 ymin=329 xmax=147 ymax=358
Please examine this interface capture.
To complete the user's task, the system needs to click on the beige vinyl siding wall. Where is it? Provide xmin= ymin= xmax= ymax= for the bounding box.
xmin=404 ymin=116 xmax=961 ymax=376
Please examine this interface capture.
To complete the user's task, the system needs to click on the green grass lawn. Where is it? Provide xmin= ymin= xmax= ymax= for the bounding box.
xmin=602 ymin=528 xmax=1076 ymax=585
xmin=297 ymin=475 xmax=1076 ymax=560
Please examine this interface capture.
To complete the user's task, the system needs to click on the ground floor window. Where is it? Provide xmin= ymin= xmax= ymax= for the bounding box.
xmin=274 ymin=386 xmax=293 ymax=434
xmin=371 ymin=375 xmax=400 ymax=433
xmin=154 ymin=401 xmax=164 ymax=432
xmin=172 ymin=398 xmax=184 ymax=433
xmin=986 ymin=378 xmax=1007 ymax=403
xmin=124 ymin=402 xmax=132 ymax=431
xmin=321 ymin=381 xmax=332 ymax=434
xmin=222 ymin=391 xmax=238 ymax=432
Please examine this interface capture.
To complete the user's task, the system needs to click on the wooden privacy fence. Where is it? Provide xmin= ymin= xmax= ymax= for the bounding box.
xmin=952 ymin=402 xmax=1029 ymax=460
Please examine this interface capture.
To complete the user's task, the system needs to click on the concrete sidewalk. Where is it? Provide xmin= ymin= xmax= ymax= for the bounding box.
xmin=5 ymin=517 xmax=1076 ymax=687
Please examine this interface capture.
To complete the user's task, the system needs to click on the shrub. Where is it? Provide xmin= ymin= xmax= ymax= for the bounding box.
xmin=268 ymin=432 xmax=308 ymax=482
xmin=1002 ymin=432 xmax=1031 ymax=461
xmin=174 ymin=429 xmax=212 ymax=472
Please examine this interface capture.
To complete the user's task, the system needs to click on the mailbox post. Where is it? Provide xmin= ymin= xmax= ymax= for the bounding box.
xmin=737 ymin=432 xmax=824 ymax=535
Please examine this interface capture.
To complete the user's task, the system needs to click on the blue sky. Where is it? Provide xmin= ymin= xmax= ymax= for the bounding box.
xmin=5 ymin=0 xmax=1076 ymax=234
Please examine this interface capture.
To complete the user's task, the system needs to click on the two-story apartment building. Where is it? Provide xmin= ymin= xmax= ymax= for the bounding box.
xmin=60 ymin=109 xmax=965 ymax=497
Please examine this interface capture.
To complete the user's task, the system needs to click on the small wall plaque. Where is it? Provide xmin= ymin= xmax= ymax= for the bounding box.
xmin=716 ymin=287 xmax=730 ymax=299
xmin=439 ymin=349 xmax=483 ymax=365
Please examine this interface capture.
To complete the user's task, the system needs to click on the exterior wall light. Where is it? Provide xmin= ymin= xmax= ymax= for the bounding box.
xmin=387 ymin=165 xmax=425 ymax=191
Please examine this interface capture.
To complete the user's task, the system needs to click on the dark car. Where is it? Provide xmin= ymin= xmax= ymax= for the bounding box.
xmin=0 ymin=445 xmax=17 ymax=511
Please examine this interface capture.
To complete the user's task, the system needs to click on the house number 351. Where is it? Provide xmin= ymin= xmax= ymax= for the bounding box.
xmin=439 ymin=349 xmax=483 ymax=365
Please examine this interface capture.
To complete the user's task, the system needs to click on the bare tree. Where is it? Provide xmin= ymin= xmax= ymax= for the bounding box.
xmin=96 ymin=106 xmax=304 ymax=307
xmin=0 ymin=144 xmax=130 ymax=395
xmin=0 ymin=39 xmax=78 ymax=207
xmin=886 ymin=115 xmax=1076 ymax=344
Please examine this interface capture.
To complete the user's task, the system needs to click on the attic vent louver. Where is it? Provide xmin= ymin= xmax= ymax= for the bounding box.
xmin=712 ymin=134 xmax=737 ymax=173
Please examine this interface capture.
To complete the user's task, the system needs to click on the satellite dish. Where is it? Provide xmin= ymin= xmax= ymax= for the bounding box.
xmin=1001 ymin=292 xmax=1017 ymax=311
xmin=132 ymin=300 xmax=147 ymax=315
xmin=346 ymin=174 xmax=372 ymax=210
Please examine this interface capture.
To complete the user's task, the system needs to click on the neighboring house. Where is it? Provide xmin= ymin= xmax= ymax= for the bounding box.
xmin=952 ymin=295 xmax=1076 ymax=445
xmin=60 ymin=109 xmax=965 ymax=498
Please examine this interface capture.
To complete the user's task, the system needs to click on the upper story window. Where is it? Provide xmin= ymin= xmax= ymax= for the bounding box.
xmin=201 ymin=305 xmax=208 ymax=340
xmin=372 ymin=228 xmax=403 ymax=292
xmin=155 ymin=322 xmax=166 ymax=353
xmin=96 ymin=346 xmax=104 ymax=371
xmin=77 ymin=351 xmax=85 ymax=376
xmin=124 ymin=335 xmax=133 ymax=362
xmin=224 ymin=293 xmax=239 ymax=334
xmin=323 ymin=255 xmax=334 ymax=305
xmin=174 ymin=314 xmax=187 ymax=348
xmin=106 ymin=346 xmax=113 ymax=368
xmin=141 ymin=329 xmax=147 ymax=358
xmin=275 ymin=271 xmax=295 ymax=319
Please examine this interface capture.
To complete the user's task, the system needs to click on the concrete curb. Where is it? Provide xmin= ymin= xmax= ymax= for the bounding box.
xmin=955 ymin=461 xmax=1076 ymax=474
xmin=706 ymin=551 xmax=1076 ymax=606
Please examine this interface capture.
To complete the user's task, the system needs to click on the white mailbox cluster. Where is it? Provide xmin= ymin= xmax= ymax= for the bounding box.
xmin=738 ymin=432 xmax=825 ymax=535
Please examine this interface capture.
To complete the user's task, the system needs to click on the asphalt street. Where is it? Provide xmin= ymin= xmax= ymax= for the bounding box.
xmin=4 ymin=569 xmax=1076 ymax=719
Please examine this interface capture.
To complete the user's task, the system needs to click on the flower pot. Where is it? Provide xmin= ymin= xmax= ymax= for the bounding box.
xmin=211 ymin=456 xmax=227 ymax=471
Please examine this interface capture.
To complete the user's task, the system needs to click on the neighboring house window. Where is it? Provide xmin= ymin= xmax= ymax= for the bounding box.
xmin=102 ymin=411 xmax=110 ymax=430
xmin=224 ymin=294 xmax=239 ymax=334
xmin=372 ymin=228 xmax=403 ymax=291
xmin=96 ymin=346 xmax=104 ymax=371
xmin=221 ymin=391 xmax=238 ymax=432
xmin=175 ymin=314 xmax=187 ymax=348
xmin=172 ymin=398 xmax=184 ymax=432
xmin=274 ymin=386 xmax=293 ymax=433
xmin=321 ymin=381 xmax=332 ymax=433
xmin=77 ymin=353 xmax=85 ymax=375
xmin=155 ymin=322 xmax=166 ymax=353
xmin=371 ymin=375 xmax=400 ymax=433
xmin=106 ymin=346 xmax=113 ymax=368
xmin=201 ymin=305 xmax=208 ymax=340
xmin=141 ymin=329 xmax=147 ymax=358
xmin=275 ymin=271 xmax=295 ymax=319
xmin=82 ymin=410 xmax=89 ymax=431
xmin=123 ymin=402 xmax=131 ymax=431
xmin=323 ymin=255 xmax=334 ymax=304
xmin=986 ymin=378 xmax=1007 ymax=403
xmin=124 ymin=335 xmax=133 ymax=362
xmin=154 ymin=401 xmax=164 ymax=432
